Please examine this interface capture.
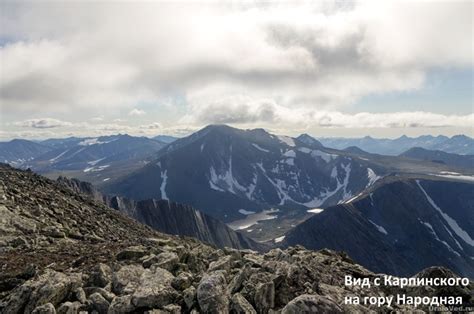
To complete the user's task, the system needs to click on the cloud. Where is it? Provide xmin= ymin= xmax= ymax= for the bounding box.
xmin=128 ymin=108 xmax=146 ymax=116
xmin=0 ymin=1 xmax=471 ymax=118
xmin=14 ymin=118 xmax=72 ymax=129
xmin=182 ymin=96 xmax=474 ymax=129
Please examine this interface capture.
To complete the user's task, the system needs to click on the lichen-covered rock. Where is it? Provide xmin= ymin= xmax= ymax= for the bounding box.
xmin=87 ymin=263 xmax=112 ymax=288
xmin=150 ymin=252 xmax=179 ymax=272
xmin=116 ymin=246 xmax=148 ymax=261
xmin=57 ymin=301 xmax=82 ymax=314
xmin=230 ymin=293 xmax=256 ymax=314
xmin=112 ymin=264 xmax=145 ymax=295
xmin=108 ymin=295 xmax=135 ymax=314
xmin=254 ymin=281 xmax=275 ymax=313
xmin=131 ymin=267 xmax=178 ymax=309
xmin=88 ymin=292 xmax=110 ymax=313
xmin=197 ymin=272 xmax=229 ymax=313
xmin=32 ymin=303 xmax=56 ymax=314
xmin=281 ymin=294 xmax=343 ymax=314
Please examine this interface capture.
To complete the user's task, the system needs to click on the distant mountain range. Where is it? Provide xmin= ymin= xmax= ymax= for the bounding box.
xmin=0 ymin=134 xmax=173 ymax=185
xmin=317 ymin=134 xmax=474 ymax=155
xmin=400 ymin=147 xmax=474 ymax=169
xmin=283 ymin=177 xmax=474 ymax=278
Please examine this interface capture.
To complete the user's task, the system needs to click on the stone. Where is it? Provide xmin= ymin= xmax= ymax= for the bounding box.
xmin=208 ymin=255 xmax=233 ymax=273
xmin=57 ymin=301 xmax=82 ymax=314
xmin=281 ymin=294 xmax=343 ymax=314
xmin=112 ymin=264 xmax=145 ymax=295
xmin=255 ymin=281 xmax=275 ymax=313
xmin=116 ymin=245 xmax=148 ymax=261
xmin=108 ymin=295 xmax=135 ymax=314
xmin=88 ymin=292 xmax=110 ymax=313
xmin=87 ymin=263 xmax=112 ymax=288
xmin=197 ymin=272 xmax=229 ymax=313
xmin=183 ymin=286 xmax=196 ymax=310
xmin=150 ymin=251 xmax=179 ymax=272
xmin=230 ymin=293 xmax=256 ymax=314
xmin=32 ymin=303 xmax=56 ymax=314
xmin=171 ymin=272 xmax=193 ymax=290
xmin=131 ymin=267 xmax=178 ymax=309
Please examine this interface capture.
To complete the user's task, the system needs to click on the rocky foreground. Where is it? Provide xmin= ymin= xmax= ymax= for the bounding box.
xmin=0 ymin=164 xmax=472 ymax=313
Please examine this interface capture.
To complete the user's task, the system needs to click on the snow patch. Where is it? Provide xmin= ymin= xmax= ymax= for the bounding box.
xmin=228 ymin=208 xmax=279 ymax=230
xmin=103 ymin=178 xmax=110 ymax=182
xmin=49 ymin=150 xmax=69 ymax=162
xmin=277 ymin=135 xmax=296 ymax=147
xmin=283 ymin=150 xmax=296 ymax=158
xmin=87 ymin=157 xmax=106 ymax=166
xmin=274 ymin=236 xmax=286 ymax=243
xmin=83 ymin=164 xmax=110 ymax=173
xmin=307 ymin=208 xmax=324 ymax=214
xmin=78 ymin=138 xmax=116 ymax=146
xmin=239 ymin=209 xmax=256 ymax=215
xmin=366 ymin=168 xmax=381 ymax=187
xmin=160 ymin=170 xmax=168 ymax=200
xmin=298 ymin=147 xmax=312 ymax=154
xmin=368 ymin=219 xmax=388 ymax=235
xmin=252 ymin=143 xmax=270 ymax=153
xmin=311 ymin=150 xmax=336 ymax=163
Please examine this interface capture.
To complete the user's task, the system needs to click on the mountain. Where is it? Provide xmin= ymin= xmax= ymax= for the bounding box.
xmin=104 ymin=125 xmax=469 ymax=242
xmin=1 ymin=163 xmax=472 ymax=313
xmin=400 ymin=147 xmax=474 ymax=169
xmin=295 ymin=134 xmax=323 ymax=148
xmin=104 ymin=125 xmax=389 ymax=236
xmin=282 ymin=177 xmax=474 ymax=278
xmin=26 ymin=134 xmax=167 ymax=185
xmin=57 ymin=176 xmax=264 ymax=251
xmin=0 ymin=139 xmax=51 ymax=166
xmin=152 ymin=135 xmax=178 ymax=143
xmin=317 ymin=134 xmax=474 ymax=155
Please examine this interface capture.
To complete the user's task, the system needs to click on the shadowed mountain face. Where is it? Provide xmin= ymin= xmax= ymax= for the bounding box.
xmin=57 ymin=176 xmax=264 ymax=251
xmin=400 ymin=147 xmax=474 ymax=170
xmin=316 ymin=134 xmax=474 ymax=155
xmin=283 ymin=178 xmax=474 ymax=278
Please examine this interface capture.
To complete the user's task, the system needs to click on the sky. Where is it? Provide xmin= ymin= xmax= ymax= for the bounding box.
xmin=0 ymin=0 xmax=472 ymax=140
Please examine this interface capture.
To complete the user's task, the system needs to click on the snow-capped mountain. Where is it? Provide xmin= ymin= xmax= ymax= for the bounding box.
xmin=7 ymin=134 xmax=167 ymax=185
xmin=0 ymin=139 xmax=51 ymax=166
xmin=104 ymin=125 xmax=386 ymax=222
xmin=104 ymin=125 xmax=465 ymax=240
xmin=317 ymin=134 xmax=474 ymax=155
xmin=282 ymin=177 xmax=474 ymax=278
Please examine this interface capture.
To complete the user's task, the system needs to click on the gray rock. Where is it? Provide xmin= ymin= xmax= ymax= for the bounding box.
xmin=57 ymin=301 xmax=82 ymax=314
xmin=112 ymin=264 xmax=145 ymax=295
xmin=197 ymin=272 xmax=229 ymax=313
xmin=255 ymin=281 xmax=275 ymax=313
xmin=32 ymin=303 xmax=56 ymax=314
xmin=88 ymin=292 xmax=110 ymax=313
xmin=108 ymin=295 xmax=135 ymax=314
xmin=230 ymin=293 xmax=256 ymax=314
xmin=116 ymin=245 xmax=148 ymax=261
xmin=171 ymin=272 xmax=193 ymax=290
xmin=88 ymin=263 xmax=112 ymax=288
xmin=281 ymin=294 xmax=343 ymax=314
xmin=131 ymin=267 xmax=178 ymax=309
xmin=150 ymin=251 xmax=179 ymax=272
xmin=208 ymin=255 xmax=232 ymax=273
xmin=183 ymin=286 xmax=196 ymax=310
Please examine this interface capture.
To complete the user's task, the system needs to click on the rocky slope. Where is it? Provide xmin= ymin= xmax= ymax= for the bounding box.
xmin=57 ymin=176 xmax=264 ymax=251
xmin=283 ymin=177 xmax=474 ymax=278
xmin=1 ymin=164 xmax=473 ymax=313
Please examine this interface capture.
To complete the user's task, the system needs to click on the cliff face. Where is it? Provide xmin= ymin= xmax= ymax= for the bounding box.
xmin=57 ymin=176 xmax=264 ymax=251
xmin=1 ymin=164 xmax=472 ymax=313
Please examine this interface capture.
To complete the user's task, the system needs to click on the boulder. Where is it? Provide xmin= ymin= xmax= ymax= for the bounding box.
xmin=32 ymin=303 xmax=56 ymax=314
xmin=108 ymin=295 xmax=135 ymax=314
xmin=281 ymin=294 xmax=343 ymax=314
xmin=88 ymin=292 xmax=110 ymax=313
xmin=112 ymin=264 xmax=145 ymax=295
xmin=254 ymin=281 xmax=275 ymax=313
xmin=197 ymin=272 xmax=229 ymax=313
xmin=230 ymin=293 xmax=256 ymax=314
xmin=131 ymin=267 xmax=178 ymax=309
xmin=87 ymin=263 xmax=112 ymax=288
xmin=57 ymin=301 xmax=82 ymax=314
xmin=150 ymin=252 xmax=179 ymax=272
xmin=171 ymin=272 xmax=193 ymax=291
xmin=116 ymin=246 xmax=148 ymax=261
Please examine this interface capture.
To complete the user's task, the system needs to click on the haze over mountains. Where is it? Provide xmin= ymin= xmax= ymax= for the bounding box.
xmin=1 ymin=125 xmax=473 ymax=278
